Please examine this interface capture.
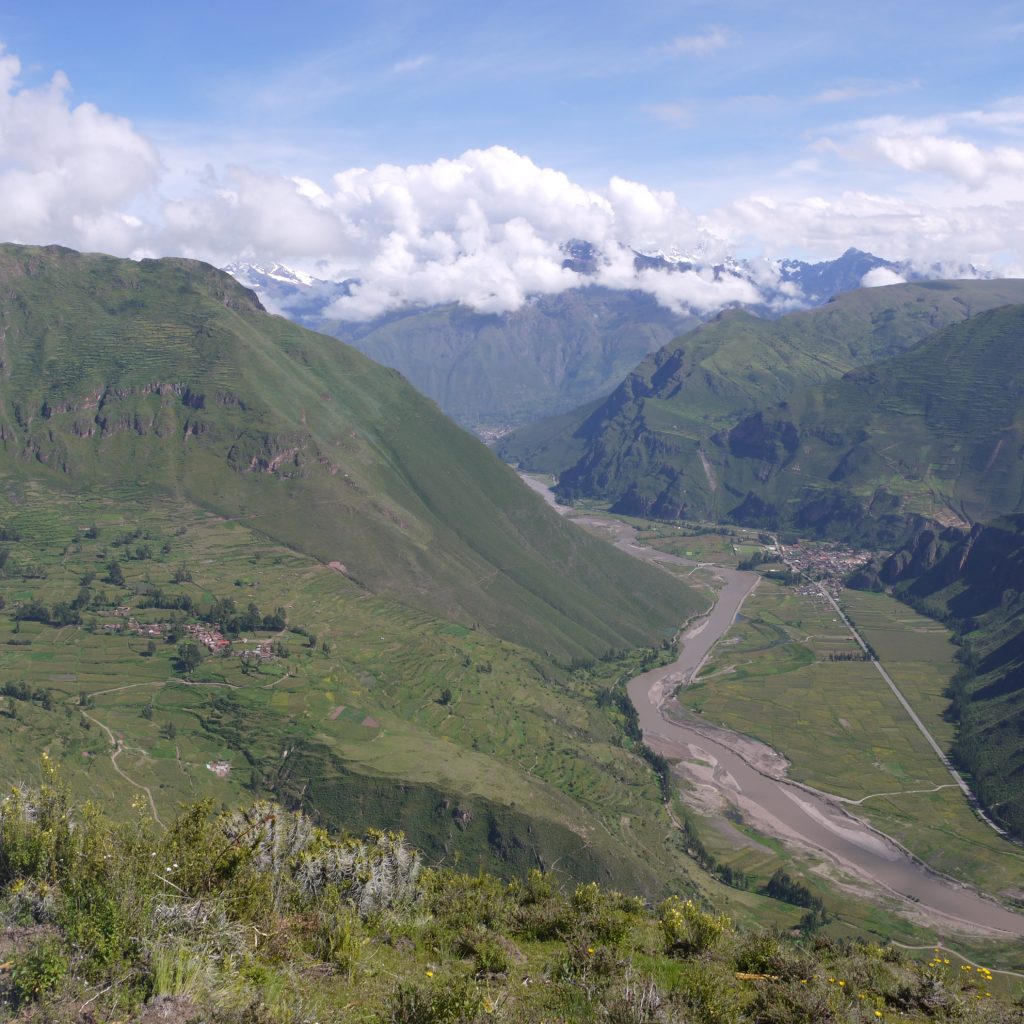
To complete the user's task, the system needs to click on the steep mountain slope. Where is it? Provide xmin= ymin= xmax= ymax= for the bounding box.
xmin=0 ymin=244 xmax=698 ymax=660
xmin=327 ymin=288 xmax=697 ymax=432
xmin=881 ymin=516 xmax=1024 ymax=839
xmin=229 ymin=247 xmax=980 ymax=434
xmin=714 ymin=304 xmax=1024 ymax=541
xmin=511 ymin=280 xmax=1024 ymax=522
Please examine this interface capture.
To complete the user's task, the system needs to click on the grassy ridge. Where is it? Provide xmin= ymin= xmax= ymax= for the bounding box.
xmin=0 ymin=243 xmax=701 ymax=661
xmin=713 ymin=305 xmax=1024 ymax=540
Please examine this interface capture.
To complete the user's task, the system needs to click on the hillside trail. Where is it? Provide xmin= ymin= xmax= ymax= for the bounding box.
xmin=81 ymin=709 xmax=164 ymax=827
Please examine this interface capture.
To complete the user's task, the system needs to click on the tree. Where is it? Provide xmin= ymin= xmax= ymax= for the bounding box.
xmin=439 ymin=688 xmax=454 ymax=706
xmin=145 ymin=640 xmax=157 ymax=657
xmin=177 ymin=642 xmax=203 ymax=674
xmin=106 ymin=560 xmax=125 ymax=586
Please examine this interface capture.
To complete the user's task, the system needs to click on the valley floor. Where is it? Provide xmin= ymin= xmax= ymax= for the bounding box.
xmin=520 ymin=475 xmax=1024 ymax=966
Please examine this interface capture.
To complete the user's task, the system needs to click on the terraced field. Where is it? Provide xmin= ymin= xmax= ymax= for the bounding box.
xmin=0 ymin=486 xmax=719 ymax=898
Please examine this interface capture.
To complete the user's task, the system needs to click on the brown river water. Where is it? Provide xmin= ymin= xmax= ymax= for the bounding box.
xmin=519 ymin=473 xmax=1024 ymax=937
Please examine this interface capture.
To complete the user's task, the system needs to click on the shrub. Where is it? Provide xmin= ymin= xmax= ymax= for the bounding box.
xmin=421 ymin=870 xmax=509 ymax=932
xmin=10 ymin=937 xmax=68 ymax=1006
xmin=660 ymin=896 xmax=729 ymax=957
xmin=567 ymin=881 xmax=642 ymax=944
xmin=378 ymin=975 xmax=484 ymax=1024
xmin=732 ymin=931 xmax=814 ymax=981
xmin=601 ymin=971 xmax=664 ymax=1024
xmin=296 ymin=828 xmax=422 ymax=917
xmin=748 ymin=978 xmax=852 ymax=1023
xmin=456 ymin=926 xmax=520 ymax=977
xmin=554 ymin=935 xmax=621 ymax=986
xmin=310 ymin=899 xmax=370 ymax=978
xmin=666 ymin=961 xmax=742 ymax=1024
xmin=4 ymin=878 xmax=60 ymax=924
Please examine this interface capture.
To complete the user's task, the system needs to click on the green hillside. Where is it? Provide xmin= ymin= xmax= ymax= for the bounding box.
xmin=882 ymin=516 xmax=1024 ymax=840
xmin=502 ymin=280 xmax=1024 ymax=521
xmin=0 ymin=244 xmax=698 ymax=662
xmin=713 ymin=304 xmax=1024 ymax=541
xmin=3 ymin=781 xmax=1016 ymax=1023
xmin=329 ymin=287 xmax=696 ymax=431
xmin=0 ymin=243 xmax=718 ymax=901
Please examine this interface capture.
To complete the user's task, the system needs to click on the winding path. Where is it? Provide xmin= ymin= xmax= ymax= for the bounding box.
xmin=81 ymin=710 xmax=163 ymax=827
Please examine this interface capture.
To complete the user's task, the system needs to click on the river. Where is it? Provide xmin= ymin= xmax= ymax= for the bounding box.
xmin=521 ymin=473 xmax=1024 ymax=937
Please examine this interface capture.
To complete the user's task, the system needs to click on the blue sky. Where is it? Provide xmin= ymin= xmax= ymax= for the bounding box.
xmin=6 ymin=0 xmax=1022 ymax=187
xmin=0 ymin=1 xmax=1022 ymax=314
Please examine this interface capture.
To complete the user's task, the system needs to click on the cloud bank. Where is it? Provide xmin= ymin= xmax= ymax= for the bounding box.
xmin=1 ymin=45 xmax=1022 ymax=320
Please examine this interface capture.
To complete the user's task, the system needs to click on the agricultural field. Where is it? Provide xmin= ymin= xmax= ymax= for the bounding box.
xmin=0 ymin=486 xmax=695 ymax=897
xmin=676 ymin=578 xmax=1024 ymax=901
xmin=841 ymin=588 xmax=959 ymax=750
xmin=635 ymin=525 xmax=769 ymax=565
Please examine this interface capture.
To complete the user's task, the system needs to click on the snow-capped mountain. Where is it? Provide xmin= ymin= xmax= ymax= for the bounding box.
xmin=223 ymin=262 xmax=354 ymax=324
xmin=223 ymin=246 xmax=993 ymax=434
xmin=223 ymin=261 xmax=319 ymax=290
xmin=225 ymin=245 xmax=990 ymax=329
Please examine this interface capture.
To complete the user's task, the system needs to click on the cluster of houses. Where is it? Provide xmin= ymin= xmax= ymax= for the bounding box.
xmin=780 ymin=542 xmax=874 ymax=596
xmin=100 ymin=615 xmax=162 ymax=637
xmin=184 ymin=623 xmax=277 ymax=661
xmin=98 ymin=608 xmax=278 ymax=662
xmin=184 ymin=621 xmax=231 ymax=653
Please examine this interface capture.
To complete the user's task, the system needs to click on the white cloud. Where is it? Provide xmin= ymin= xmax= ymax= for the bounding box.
xmin=1 ymin=43 xmax=1022 ymax=322
xmin=861 ymin=267 xmax=906 ymax=287
xmin=664 ymin=27 xmax=733 ymax=56
xmin=391 ymin=55 xmax=432 ymax=74
xmin=0 ymin=46 xmax=159 ymax=250
xmin=869 ymin=134 xmax=1024 ymax=187
xmin=813 ymin=80 xmax=918 ymax=104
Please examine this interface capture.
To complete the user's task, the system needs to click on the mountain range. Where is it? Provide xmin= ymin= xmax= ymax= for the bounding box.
xmin=227 ymin=246 xmax=984 ymax=434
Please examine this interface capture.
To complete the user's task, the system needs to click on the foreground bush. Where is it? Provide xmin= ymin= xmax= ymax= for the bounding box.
xmin=0 ymin=766 xmax=1020 ymax=1022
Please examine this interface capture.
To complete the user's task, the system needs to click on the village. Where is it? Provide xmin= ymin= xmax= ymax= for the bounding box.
xmin=777 ymin=540 xmax=877 ymax=596
xmin=99 ymin=608 xmax=278 ymax=661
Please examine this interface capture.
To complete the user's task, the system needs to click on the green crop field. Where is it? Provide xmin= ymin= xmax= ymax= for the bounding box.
xmin=841 ymin=588 xmax=959 ymax=749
